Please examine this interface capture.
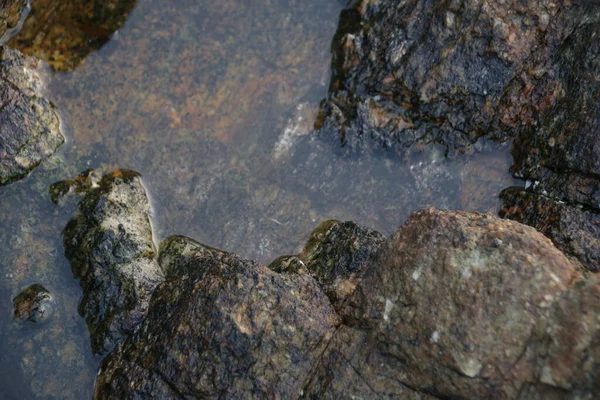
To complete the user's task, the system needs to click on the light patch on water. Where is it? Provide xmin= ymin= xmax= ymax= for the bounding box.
xmin=383 ymin=299 xmax=394 ymax=321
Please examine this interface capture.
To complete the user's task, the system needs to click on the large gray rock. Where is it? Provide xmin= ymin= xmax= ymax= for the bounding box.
xmin=63 ymin=170 xmax=164 ymax=354
xmin=0 ymin=46 xmax=64 ymax=185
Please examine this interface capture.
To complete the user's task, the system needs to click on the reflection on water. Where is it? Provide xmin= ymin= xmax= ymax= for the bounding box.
xmin=0 ymin=0 xmax=518 ymax=397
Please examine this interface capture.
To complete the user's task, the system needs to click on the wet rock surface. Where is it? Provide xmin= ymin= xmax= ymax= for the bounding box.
xmin=500 ymin=4 xmax=600 ymax=272
xmin=63 ymin=169 xmax=164 ymax=354
xmin=7 ymin=0 xmax=138 ymax=71
xmin=96 ymin=236 xmax=340 ymax=399
xmin=0 ymin=0 xmax=27 ymax=39
xmin=94 ymin=208 xmax=600 ymax=399
xmin=316 ymin=0 xmax=588 ymax=156
xmin=0 ymin=46 xmax=64 ymax=186
xmin=13 ymin=283 xmax=53 ymax=323
xmin=500 ymin=187 xmax=600 ymax=272
xmin=296 ymin=219 xmax=386 ymax=310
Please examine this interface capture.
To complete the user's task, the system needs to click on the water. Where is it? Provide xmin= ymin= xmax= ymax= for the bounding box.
xmin=0 ymin=0 xmax=518 ymax=397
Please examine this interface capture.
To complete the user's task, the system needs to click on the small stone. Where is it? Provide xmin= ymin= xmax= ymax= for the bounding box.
xmin=13 ymin=284 xmax=54 ymax=324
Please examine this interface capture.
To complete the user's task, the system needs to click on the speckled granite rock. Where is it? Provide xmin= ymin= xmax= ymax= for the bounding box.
xmin=63 ymin=170 xmax=164 ymax=354
xmin=0 ymin=46 xmax=64 ymax=186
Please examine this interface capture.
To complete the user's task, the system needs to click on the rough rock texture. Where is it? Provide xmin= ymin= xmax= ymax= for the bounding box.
xmin=499 ymin=4 xmax=600 ymax=272
xmin=500 ymin=187 xmax=600 ymax=272
xmin=0 ymin=46 xmax=64 ymax=186
xmin=312 ymin=209 xmax=584 ymax=399
xmin=95 ymin=236 xmax=340 ymax=399
xmin=95 ymin=208 xmax=600 ymax=399
xmin=7 ymin=0 xmax=138 ymax=71
xmin=317 ymin=0 xmax=587 ymax=155
xmin=0 ymin=0 xmax=27 ymax=39
xmin=13 ymin=284 xmax=53 ymax=324
xmin=63 ymin=170 xmax=164 ymax=354
xmin=297 ymin=219 xmax=386 ymax=310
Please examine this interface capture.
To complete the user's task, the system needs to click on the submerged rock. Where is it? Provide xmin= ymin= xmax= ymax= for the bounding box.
xmin=0 ymin=46 xmax=64 ymax=186
xmin=13 ymin=284 xmax=53 ymax=324
xmin=7 ymin=0 xmax=138 ymax=71
xmin=0 ymin=0 xmax=27 ymax=40
xmin=296 ymin=219 xmax=386 ymax=310
xmin=63 ymin=169 xmax=164 ymax=354
xmin=317 ymin=0 xmax=588 ymax=156
xmin=93 ymin=208 xmax=599 ymax=399
xmin=95 ymin=236 xmax=340 ymax=398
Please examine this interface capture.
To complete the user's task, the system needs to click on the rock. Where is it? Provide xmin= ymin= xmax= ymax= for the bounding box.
xmin=94 ymin=208 xmax=600 ymax=399
xmin=63 ymin=169 xmax=164 ymax=354
xmin=500 ymin=187 xmax=600 ymax=272
xmin=95 ymin=236 xmax=340 ymax=398
xmin=0 ymin=46 xmax=64 ymax=186
xmin=13 ymin=284 xmax=53 ymax=323
xmin=0 ymin=0 xmax=27 ymax=39
xmin=308 ymin=209 xmax=589 ymax=399
xmin=501 ymin=4 xmax=600 ymax=271
xmin=510 ymin=4 xmax=600 ymax=209
xmin=297 ymin=219 xmax=386 ymax=310
xmin=317 ymin=0 xmax=587 ymax=156
xmin=6 ymin=0 xmax=138 ymax=71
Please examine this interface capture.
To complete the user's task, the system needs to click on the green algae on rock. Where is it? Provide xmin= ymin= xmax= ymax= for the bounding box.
xmin=63 ymin=169 xmax=164 ymax=354
xmin=0 ymin=46 xmax=64 ymax=186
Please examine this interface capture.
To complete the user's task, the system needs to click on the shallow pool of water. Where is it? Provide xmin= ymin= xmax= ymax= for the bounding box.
xmin=0 ymin=0 xmax=518 ymax=397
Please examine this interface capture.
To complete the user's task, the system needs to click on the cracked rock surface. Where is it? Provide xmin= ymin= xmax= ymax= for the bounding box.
xmin=0 ymin=46 xmax=64 ymax=186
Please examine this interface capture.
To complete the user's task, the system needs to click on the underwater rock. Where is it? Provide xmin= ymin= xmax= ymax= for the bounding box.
xmin=94 ymin=208 xmax=600 ymax=398
xmin=0 ymin=0 xmax=27 ymax=39
xmin=317 ymin=0 xmax=589 ymax=156
xmin=95 ymin=235 xmax=340 ymax=398
xmin=0 ymin=46 xmax=64 ymax=186
xmin=13 ymin=284 xmax=53 ymax=324
xmin=63 ymin=169 xmax=163 ymax=354
xmin=7 ymin=0 xmax=138 ymax=71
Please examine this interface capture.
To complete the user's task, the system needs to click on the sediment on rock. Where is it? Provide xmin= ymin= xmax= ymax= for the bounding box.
xmin=0 ymin=46 xmax=64 ymax=186
xmin=63 ymin=169 xmax=164 ymax=354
